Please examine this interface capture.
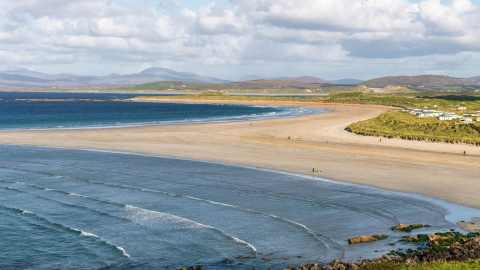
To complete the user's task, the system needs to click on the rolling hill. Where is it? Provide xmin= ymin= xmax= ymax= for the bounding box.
xmin=0 ymin=68 xmax=227 ymax=88
xmin=229 ymin=76 xmax=330 ymax=89
xmin=363 ymin=75 xmax=480 ymax=89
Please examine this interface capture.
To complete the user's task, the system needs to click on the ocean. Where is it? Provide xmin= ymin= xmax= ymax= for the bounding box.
xmin=0 ymin=92 xmax=307 ymax=130
xmin=0 ymin=92 xmax=476 ymax=270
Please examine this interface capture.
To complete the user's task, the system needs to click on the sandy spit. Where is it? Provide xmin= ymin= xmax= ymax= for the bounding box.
xmin=0 ymin=98 xmax=479 ymax=208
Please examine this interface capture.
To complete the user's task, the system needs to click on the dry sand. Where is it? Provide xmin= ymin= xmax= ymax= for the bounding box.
xmin=0 ymin=98 xmax=479 ymax=208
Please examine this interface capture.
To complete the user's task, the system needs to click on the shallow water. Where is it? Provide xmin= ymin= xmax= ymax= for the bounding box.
xmin=0 ymin=145 xmax=471 ymax=270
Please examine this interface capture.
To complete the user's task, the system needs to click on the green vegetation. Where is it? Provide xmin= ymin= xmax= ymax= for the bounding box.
xmin=134 ymin=92 xmax=324 ymax=102
xmin=392 ymin=224 xmax=431 ymax=233
xmin=127 ymin=80 xmax=366 ymax=95
xmin=129 ymin=81 xmax=226 ymax=91
xmin=360 ymin=231 xmax=480 ymax=270
xmin=346 ymin=111 xmax=480 ymax=146
xmin=359 ymin=260 xmax=480 ymax=270
xmin=325 ymin=92 xmax=480 ymax=112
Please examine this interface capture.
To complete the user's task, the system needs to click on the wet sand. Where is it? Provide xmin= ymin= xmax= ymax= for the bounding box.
xmin=0 ymin=98 xmax=479 ymax=208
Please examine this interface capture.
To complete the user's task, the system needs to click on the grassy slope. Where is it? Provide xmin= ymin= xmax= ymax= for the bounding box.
xmin=326 ymin=92 xmax=480 ymax=112
xmin=346 ymin=111 xmax=480 ymax=145
xmin=360 ymin=261 xmax=480 ymax=270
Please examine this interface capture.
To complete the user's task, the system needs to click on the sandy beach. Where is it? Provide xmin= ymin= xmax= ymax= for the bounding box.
xmin=0 ymin=98 xmax=479 ymax=208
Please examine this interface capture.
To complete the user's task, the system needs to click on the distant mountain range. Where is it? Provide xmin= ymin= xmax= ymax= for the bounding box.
xmin=230 ymin=77 xmax=328 ymax=89
xmin=229 ymin=76 xmax=362 ymax=89
xmin=0 ymin=67 xmax=228 ymax=88
xmin=364 ymin=75 xmax=480 ymax=88
xmin=0 ymin=68 xmax=478 ymax=90
xmin=0 ymin=68 xmax=364 ymax=89
xmin=329 ymin=78 xmax=363 ymax=85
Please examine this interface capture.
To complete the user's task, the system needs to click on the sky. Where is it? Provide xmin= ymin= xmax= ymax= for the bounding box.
xmin=0 ymin=0 xmax=479 ymax=80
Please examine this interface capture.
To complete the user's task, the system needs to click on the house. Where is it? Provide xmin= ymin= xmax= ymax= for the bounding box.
xmin=438 ymin=113 xmax=460 ymax=121
xmin=417 ymin=109 xmax=442 ymax=118
xmin=462 ymin=117 xmax=474 ymax=124
xmin=409 ymin=109 xmax=422 ymax=116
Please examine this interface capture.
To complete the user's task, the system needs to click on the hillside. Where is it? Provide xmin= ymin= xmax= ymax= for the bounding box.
xmin=0 ymin=68 xmax=226 ymax=89
xmin=364 ymin=75 xmax=480 ymax=89
xmin=347 ymin=111 xmax=480 ymax=145
xmin=229 ymin=77 xmax=329 ymax=89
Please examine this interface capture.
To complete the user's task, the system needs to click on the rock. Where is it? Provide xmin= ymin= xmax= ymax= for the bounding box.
xmin=221 ymin=258 xmax=234 ymax=264
xmin=428 ymin=234 xmax=450 ymax=243
xmin=348 ymin=234 xmax=388 ymax=245
xmin=401 ymin=234 xmax=432 ymax=243
xmin=392 ymin=224 xmax=430 ymax=232
xmin=176 ymin=266 xmax=202 ymax=270
xmin=458 ymin=219 xmax=480 ymax=232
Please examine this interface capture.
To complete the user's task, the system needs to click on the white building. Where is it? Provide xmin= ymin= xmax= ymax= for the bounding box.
xmin=462 ymin=117 xmax=474 ymax=124
xmin=438 ymin=113 xmax=461 ymax=121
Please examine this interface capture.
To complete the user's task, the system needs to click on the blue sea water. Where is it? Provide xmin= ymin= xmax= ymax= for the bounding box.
xmin=0 ymin=92 xmax=477 ymax=270
xmin=1 ymin=146 xmax=478 ymax=270
xmin=0 ymin=92 xmax=305 ymax=130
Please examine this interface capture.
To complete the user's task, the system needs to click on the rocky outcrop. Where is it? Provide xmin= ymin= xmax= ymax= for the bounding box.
xmin=177 ymin=266 xmax=203 ymax=270
xmin=288 ymin=232 xmax=480 ymax=270
xmin=178 ymin=232 xmax=480 ymax=270
xmin=391 ymin=224 xmax=430 ymax=232
xmin=347 ymin=234 xmax=388 ymax=245
xmin=458 ymin=218 xmax=480 ymax=232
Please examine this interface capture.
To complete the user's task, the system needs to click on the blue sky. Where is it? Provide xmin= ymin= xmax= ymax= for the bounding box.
xmin=0 ymin=0 xmax=479 ymax=80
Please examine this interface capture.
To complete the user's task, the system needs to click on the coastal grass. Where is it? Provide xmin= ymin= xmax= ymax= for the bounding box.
xmin=325 ymin=92 xmax=480 ymax=112
xmin=346 ymin=111 xmax=480 ymax=146
xmin=359 ymin=260 xmax=480 ymax=270
xmin=134 ymin=91 xmax=480 ymax=113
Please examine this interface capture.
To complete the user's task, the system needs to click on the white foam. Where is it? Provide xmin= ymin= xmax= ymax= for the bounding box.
xmin=75 ymin=228 xmax=131 ymax=258
xmin=80 ymin=231 xmax=99 ymax=238
xmin=182 ymin=193 xmax=337 ymax=251
xmin=124 ymin=205 xmax=257 ymax=254
xmin=185 ymin=195 xmax=236 ymax=208
xmin=115 ymin=246 xmax=131 ymax=258
xmin=231 ymin=236 xmax=257 ymax=253
xmin=68 ymin=192 xmax=85 ymax=197
xmin=124 ymin=205 xmax=209 ymax=229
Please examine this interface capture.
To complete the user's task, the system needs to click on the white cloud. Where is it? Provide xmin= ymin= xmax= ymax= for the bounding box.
xmin=0 ymin=0 xmax=479 ymax=78
xmin=193 ymin=5 xmax=249 ymax=35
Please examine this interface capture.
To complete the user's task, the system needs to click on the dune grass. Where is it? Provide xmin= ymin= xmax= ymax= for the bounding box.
xmin=358 ymin=260 xmax=480 ymax=270
xmin=346 ymin=111 xmax=480 ymax=146
xmin=326 ymin=92 xmax=480 ymax=112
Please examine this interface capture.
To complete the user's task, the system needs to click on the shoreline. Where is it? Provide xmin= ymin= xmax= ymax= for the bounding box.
xmin=0 ymin=98 xmax=479 ymax=210
xmin=10 ymin=142 xmax=480 ymax=226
